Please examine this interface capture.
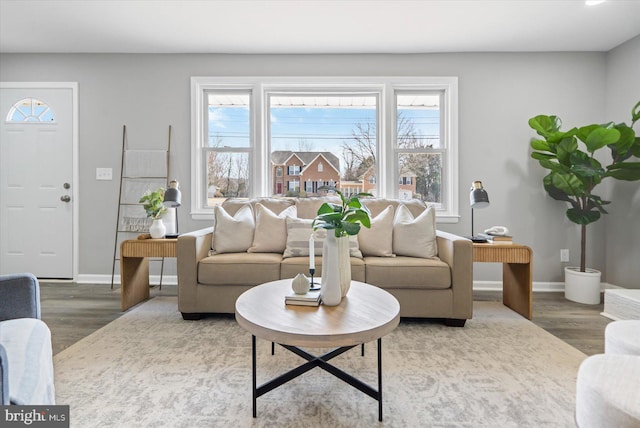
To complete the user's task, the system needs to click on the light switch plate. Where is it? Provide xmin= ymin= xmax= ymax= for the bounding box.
xmin=96 ymin=168 xmax=113 ymax=180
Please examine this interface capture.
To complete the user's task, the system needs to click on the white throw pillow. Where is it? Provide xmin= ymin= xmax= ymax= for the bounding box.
xmin=357 ymin=205 xmax=395 ymax=257
xmin=248 ymin=203 xmax=297 ymax=253
xmin=393 ymin=204 xmax=438 ymax=258
xmin=283 ymin=218 xmax=324 ymax=258
xmin=211 ymin=204 xmax=255 ymax=254
xmin=282 ymin=217 xmax=363 ymax=259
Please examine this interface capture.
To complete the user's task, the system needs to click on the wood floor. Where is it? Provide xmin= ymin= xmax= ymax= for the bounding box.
xmin=39 ymin=282 xmax=612 ymax=356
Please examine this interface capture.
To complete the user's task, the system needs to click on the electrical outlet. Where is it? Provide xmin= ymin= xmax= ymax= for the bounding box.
xmin=96 ymin=168 xmax=113 ymax=181
xmin=560 ymin=249 xmax=570 ymax=262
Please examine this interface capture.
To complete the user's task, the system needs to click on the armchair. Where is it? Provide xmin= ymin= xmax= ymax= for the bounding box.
xmin=0 ymin=273 xmax=55 ymax=405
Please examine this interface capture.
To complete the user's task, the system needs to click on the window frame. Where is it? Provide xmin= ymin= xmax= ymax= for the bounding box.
xmin=191 ymin=76 xmax=458 ymax=222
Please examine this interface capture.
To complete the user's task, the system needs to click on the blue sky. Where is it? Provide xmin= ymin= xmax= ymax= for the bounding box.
xmin=208 ymin=104 xmax=440 ymax=173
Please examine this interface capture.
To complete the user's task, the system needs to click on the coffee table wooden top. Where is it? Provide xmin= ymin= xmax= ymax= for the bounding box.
xmin=235 ymin=279 xmax=400 ymax=348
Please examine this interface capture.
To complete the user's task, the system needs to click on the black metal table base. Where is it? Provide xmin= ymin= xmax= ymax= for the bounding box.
xmin=252 ymin=335 xmax=384 ymax=421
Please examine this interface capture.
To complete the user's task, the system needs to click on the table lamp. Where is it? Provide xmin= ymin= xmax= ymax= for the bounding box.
xmin=468 ymin=180 xmax=489 ymax=242
xmin=163 ymin=180 xmax=182 ymax=238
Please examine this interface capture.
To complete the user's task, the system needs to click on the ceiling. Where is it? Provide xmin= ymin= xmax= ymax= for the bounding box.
xmin=1 ymin=0 xmax=639 ymax=54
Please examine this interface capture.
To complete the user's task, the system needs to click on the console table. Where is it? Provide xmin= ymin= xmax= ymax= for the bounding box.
xmin=473 ymin=242 xmax=533 ymax=319
xmin=120 ymin=238 xmax=177 ymax=311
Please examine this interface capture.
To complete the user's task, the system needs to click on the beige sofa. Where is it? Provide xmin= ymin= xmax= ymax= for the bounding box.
xmin=177 ymin=197 xmax=473 ymax=326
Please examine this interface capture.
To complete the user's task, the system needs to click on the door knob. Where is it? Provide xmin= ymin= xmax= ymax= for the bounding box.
xmin=60 ymin=195 xmax=71 ymax=202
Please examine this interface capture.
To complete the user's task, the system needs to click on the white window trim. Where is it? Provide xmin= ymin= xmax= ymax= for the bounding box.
xmin=191 ymin=76 xmax=459 ymax=223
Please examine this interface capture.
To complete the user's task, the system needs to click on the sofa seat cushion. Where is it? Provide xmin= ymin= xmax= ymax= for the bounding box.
xmin=364 ymin=256 xmax=451 ymax=290
xmin=198 ymin=253 xmax=282 ymax=285
xmin=281 ymin=257 xmax=366 ymax=282
xmin=0 ymin=318 xmax=55 ymax=405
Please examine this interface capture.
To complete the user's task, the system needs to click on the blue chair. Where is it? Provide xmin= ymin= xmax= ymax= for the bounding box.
xmin=0 ymin=273 xmax=55 ymax=405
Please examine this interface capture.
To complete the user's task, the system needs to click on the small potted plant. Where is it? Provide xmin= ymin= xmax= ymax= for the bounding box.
xmin=139 ymin=187 xmax=167 ymax=238
xmin=528 ymin=101 xmax=640 ymax=304
xmin=312 ymin=189 xmax=372 ymax=304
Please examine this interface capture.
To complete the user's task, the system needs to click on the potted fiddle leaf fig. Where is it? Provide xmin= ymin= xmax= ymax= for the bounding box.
xmin=312 ymin=189 xmax=372 ymax=305
xmin=528 ymin=100 xmax=640 ymax=304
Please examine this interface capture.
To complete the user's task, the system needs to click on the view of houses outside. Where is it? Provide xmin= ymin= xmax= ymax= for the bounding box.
xmin=206 ymin=93 xmax=441 ymax=206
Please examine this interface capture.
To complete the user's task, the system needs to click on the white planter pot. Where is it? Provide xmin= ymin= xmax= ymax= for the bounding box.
xmin=320 ymin=234 xmax=345 ymax=306
xmin=564 ymin=267 xmax=601 ymax=305
xmin=149 ymin=219 xmax=166 ymax=239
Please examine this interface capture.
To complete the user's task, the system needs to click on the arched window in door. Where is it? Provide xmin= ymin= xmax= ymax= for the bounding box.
xmin=6 ymin=98 xmax=56 ymax=123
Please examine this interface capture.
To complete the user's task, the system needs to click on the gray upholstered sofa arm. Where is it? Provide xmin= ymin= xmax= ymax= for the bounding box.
xmin=0 ymin=273 xmax=41 ymax=321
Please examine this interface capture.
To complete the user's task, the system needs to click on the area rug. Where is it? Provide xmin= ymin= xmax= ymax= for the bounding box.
xmin=54 ymin=297 xmax=585 ymax=427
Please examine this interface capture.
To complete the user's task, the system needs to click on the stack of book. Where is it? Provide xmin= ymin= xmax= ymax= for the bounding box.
xmin=285 ymin=290 xmax=321 ymax=306
xmin=478 ymin=233 xmax=513 ymax=244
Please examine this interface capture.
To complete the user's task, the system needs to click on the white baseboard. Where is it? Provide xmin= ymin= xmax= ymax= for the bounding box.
xmin=76 ymin=275 xmax=621 ymax=292
xmin=76 ymin=274 xmax=177 ymax=286
xmin=473 ymin=281 xmax=620 ymax=293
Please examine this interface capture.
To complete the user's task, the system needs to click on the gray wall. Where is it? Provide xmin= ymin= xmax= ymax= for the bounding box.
xmin=0 ymin=50 xmax=636 ymax=285
xmin=605 ymin=35 xmax=640 ymax=289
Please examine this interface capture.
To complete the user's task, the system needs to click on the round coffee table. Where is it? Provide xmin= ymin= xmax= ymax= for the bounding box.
xmin=235 ymin=279 xmax=400 ymax=421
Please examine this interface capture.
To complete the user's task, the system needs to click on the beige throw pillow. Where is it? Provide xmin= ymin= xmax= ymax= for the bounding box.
xmin=283 ymin=218 xmax=324 ymax=258
xmin=357 ymin=205 xmax=395 ymax=257
xmin=248 ymin=203 xmax=297 ymax=253
xmin=211 ymin=204 xmax=255 ymax=254
xmin=282 ymin=217 xmax=363 ymax=259
xmin=393 ymin=204 xmax=437 ymax=258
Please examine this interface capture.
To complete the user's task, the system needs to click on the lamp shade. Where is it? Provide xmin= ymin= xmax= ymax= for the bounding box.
xmin=469 ymin=181 xmax=489 ymax=209
xmin=163 ymin=180 xmax=181 ymax=207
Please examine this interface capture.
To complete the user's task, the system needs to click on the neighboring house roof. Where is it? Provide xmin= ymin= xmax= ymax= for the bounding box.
xmin=358 ymin=165 xmax=375 ymax=181
xmin=271 ymin=151 xmax=340 ymax=172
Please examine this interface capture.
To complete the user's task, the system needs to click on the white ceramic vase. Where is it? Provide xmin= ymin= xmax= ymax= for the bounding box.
xmin=336 ymin=235 xmax=351 ymax=297
xmin=149 ymin=218 xmax=166 ymax=239
xmin=564 ymin=266 xmax=601 ymax=305
xmin=321 ymin=234 xmax=351 ymax=306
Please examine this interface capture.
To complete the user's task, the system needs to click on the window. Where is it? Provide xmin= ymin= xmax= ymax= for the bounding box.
xmin=6 ymin=98 xmax=55 ymax=123
xmin=201 ymin=91 xmax=252 ymax=207
xmin=395 ymin=93 xmax=443 ymax=207
xmin=399 ymin=176 xmax=413 ymax=185
xmin=270 ymin=93 xmax=376 ymax=199
xmin=288 ymin=180 xmax=300 ymax=192
xmin=288 ymin=165 xmax=301 ymax=176
xmin=192 ymin=77 xmax=458 ymax=222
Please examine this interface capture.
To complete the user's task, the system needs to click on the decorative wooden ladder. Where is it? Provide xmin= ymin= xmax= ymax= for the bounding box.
xmin=110 ymin=125 xmax=172 ymax=290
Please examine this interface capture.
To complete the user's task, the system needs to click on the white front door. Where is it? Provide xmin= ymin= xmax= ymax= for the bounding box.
xmin=0 ymin=85 xmax=77 ymax=279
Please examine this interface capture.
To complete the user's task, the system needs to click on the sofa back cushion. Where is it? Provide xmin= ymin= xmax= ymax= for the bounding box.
xmin=362 ymin=198 xmax=427 ymax=218
xmin=221 ymin=197 xmax=294 ymax=217
xmin=294 ymin=196 xmax=341 ymax=219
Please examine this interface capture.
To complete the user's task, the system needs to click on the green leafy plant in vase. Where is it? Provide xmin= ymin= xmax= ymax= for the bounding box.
xmin=528 ymin=101 xmax=640 ymax=303
xmin=312 ymin=189 xmax=372 ymax=304
xmin=312 ymin=189 xmax=373 ymax=237
xmin=139 ymin=188 xmax=167 ymax=238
